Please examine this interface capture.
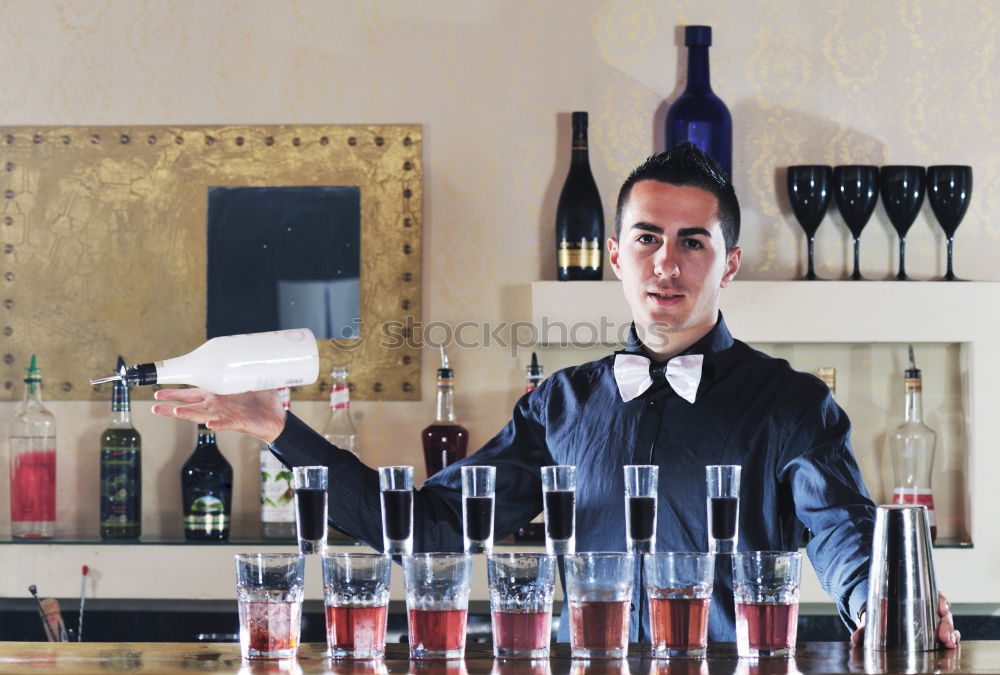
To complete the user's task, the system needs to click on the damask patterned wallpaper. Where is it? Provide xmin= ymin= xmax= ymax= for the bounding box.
xmin=0 ymin=0 xmax=995 ymax=536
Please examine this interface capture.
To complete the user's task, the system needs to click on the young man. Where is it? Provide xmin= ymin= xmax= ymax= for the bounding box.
xmin=153 ymin=143 xmax=958 ymax=646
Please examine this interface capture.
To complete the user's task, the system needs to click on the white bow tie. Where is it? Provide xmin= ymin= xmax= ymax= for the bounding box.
xmin=613 ymin=353 xmax=704 ymax=404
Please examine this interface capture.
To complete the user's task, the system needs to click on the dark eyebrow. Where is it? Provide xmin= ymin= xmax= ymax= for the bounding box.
xmin=678 ymin=227 xmax=711 ymax=238
xmin=630 ymin=222 xmax=663 ymax=234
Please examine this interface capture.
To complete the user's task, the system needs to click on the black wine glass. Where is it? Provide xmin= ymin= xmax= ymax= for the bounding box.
xmin=787 ymin=165 xmax=833 ymax=281
xmin=927 ymin=165 xmax=972 ymax=281
xmin=833 ymin=165 xmax=879 ymax=281
xmin=879 ymin=166 xmax=925 ymax=281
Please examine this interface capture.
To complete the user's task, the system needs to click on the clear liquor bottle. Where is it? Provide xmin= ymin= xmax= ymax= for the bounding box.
xmin=100 ymin=357 xmax=142 ymax=539
xmin=260 ymin=388 xmax=295 ymax=539
xmin=888 ymin=346 xmax=938 ymax=542
xmin=421 ymin=348 xmax=468 ymax=478
xmin=181 ymin=424 xmax=233 ymax=541
xmin=321 ymin=366 xmax=359 ymax=457
xmin=9 ymin=355 xmax=56 ymax=539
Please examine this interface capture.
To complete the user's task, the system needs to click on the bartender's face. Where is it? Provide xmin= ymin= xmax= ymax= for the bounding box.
xmin=608 ymin=180 xmax=740 ymax=354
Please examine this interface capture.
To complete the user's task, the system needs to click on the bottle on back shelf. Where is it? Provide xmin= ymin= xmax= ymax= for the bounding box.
xmin=90 ymin=328 xmax=319 ymax=395
xmin=421 ymin=347 xmax=468 ymax=478
xmin=321 ymin=366 xmax=359 ymax=457
xmin=100 ymin=356 xmax=142 ymax=540
xmin=665 ymin=25 xmax=732 ymax=176
xmin=888 ymin=345 xmax=938 ymax=542
xmin=260 ymin=388 xmax=295 ymax=540
xmin=9 ymin=354 xmax=56 ymax=539
xmin=556 ymin=111 xmax=604 ymax=281
xmin=181 ymin=423 xmax=233 ymax=541
xmin=515 ymin=352 xmax=546 ymax=543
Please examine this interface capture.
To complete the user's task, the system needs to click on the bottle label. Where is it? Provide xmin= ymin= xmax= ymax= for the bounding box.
xmin=9 ymin=446 xmax=56 ymax=522
xmin=330 ymin=385 xmax=350 ymax=410
xmin=905 ymin=377 xmax=922 ymax=393
xmin=260 ymin=449 xmax=295 ymax=523
xmin=184 ymin=492 xmax=229 ymax=532
xmin=100 ymin=448 xmax=141 ymax=528
xmin=558 ymin=240 xmax=601 ymax=269
xmin=892 ymin=488 xmax=936 ymax=527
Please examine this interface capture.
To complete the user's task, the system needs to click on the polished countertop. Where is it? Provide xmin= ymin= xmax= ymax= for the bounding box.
xmin=0 ymin=641 xmax=981 ymax=675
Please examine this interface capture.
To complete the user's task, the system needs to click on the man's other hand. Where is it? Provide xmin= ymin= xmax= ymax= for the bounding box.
xmin=850 ymin=592 xmax=961 ymax=648
xmin=151 ymin=388 xmax=287 ymax=444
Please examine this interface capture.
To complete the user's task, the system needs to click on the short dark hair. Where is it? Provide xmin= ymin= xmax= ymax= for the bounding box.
xmin=614 ymin=142 xmax=740 ymax=250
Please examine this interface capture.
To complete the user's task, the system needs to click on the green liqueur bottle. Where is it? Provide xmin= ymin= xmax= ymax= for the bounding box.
xmin=100 ymin=357 xmax=142 ymax=539
xmin=181 ymin=423 xmax=233 ymax=541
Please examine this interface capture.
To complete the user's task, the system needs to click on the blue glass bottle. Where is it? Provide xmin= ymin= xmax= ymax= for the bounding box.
xmin=665 ymin=26 xmax=732 ymax=176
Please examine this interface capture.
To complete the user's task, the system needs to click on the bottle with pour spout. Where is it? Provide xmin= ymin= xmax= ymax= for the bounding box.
xmin=421 ymin=347 xmax=468 ymax=478
xmin=90 ymin=328 xmax=319 ymax=395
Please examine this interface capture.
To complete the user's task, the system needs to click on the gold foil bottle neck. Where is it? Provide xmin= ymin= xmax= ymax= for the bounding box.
xmin=817 ymin=367 xmax=836 ymax=396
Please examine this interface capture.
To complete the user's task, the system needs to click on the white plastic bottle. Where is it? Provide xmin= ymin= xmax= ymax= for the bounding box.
xmin=91 ymin=329 xmax=320 ymax=395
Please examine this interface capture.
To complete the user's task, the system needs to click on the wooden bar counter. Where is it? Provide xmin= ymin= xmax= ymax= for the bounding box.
xmin=0 ymin=641 xmax=982 ymax=675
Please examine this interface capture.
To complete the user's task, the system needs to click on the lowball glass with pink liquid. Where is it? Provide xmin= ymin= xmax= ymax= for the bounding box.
xmin=321 ymin=553 xmax=392 ymax=660
xmin=644 ymin=552 xmax=714 ymax=659
xmin=403 ymin=553 xmax=473 ymax=660
xmin=733 ymin=551 xmax=802 ymax=658
xmin=487 ymin=552 xmax=556 ymax=659
xmin=234 ymin=553 xmax=305 ymax=660
xmin=565 ymin=552 xmax=634 ymax=659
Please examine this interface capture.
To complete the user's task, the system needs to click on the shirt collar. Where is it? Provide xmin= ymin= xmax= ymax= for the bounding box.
xmin=621 ymin=312 xmax=735 ymax=361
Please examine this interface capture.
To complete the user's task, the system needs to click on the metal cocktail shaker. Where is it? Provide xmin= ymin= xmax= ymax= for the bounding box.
xmin=864 ymin=504 xmax=939 ymax=651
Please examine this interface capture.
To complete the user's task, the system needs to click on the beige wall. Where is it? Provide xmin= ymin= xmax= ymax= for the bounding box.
xmin=0 ymin=0 xmax=996 ymax=538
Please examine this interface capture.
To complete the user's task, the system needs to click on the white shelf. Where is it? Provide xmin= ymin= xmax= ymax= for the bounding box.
xmin=533 ymin=280 xmax=1000 ymax=606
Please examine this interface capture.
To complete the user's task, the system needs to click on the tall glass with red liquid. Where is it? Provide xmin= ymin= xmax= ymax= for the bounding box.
xmin=732 ymin=551 xmax=802 ymax=658
xmin=644 ymin=552 xmax=714 ymax=659
xmin=487 ymin=553 xmax=557 ymax=659
xmin=322 ymin=553 xmax=391 ymax=660
xmin=421 ymin=349 xmax=468 ymax=477
xmin=565 ymin=552 xmax=634 ymax=659
xmin=403 ymin=553 xmax=473 ymax=660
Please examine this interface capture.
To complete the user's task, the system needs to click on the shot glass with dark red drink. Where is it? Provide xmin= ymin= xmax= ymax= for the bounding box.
xmin=705 ymin=465 xmax=741 ymax=554
xmin=565 ymin=552 xmax=634 ymax=659
xmin=643 ymin=552 xmax=714 ymax=659
xmin=733 ymin=551 xmax=802 ymax=658
xmin=321 ymin=553 xmax=392 ymax=660
xmin=624 ymin=465 xmax=658 ymax=554
xmin=378 ymin=466 xmax=413 ymax=556
xmin=540 ymin=465 xmax=576 ymax=555
xmin=461 ymin=465 xmax=496 ymax=555
xmin=293 ymin=466 xmax=328 ymax=555
xmin=403 ymin=553 xmax=473 ymax=660
xmin=487 ymin=552 xmax=556 ymax=659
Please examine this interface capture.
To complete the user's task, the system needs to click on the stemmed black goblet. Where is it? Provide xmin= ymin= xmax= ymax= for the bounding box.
xmin=927 ymin=165 xmax=972 ymax=281
xmin=834 ymin=165 xmax=880 ymax=281
xmin=879 ymin=166 xmax=925 ymax=281
xmin=787 ymin=165 xmax=833 ymax=281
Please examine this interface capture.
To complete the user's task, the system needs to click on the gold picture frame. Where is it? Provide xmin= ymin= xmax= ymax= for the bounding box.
xmin=0 ymin=125 xmax=422 ymax=400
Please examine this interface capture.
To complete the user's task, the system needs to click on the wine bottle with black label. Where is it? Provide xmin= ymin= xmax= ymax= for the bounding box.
xmin=556 ymin=111 xmax=604 ymax=281
xmin=181 ymin=424 xmax=233 ymax=541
